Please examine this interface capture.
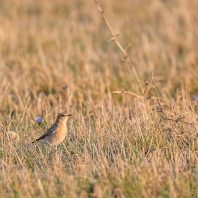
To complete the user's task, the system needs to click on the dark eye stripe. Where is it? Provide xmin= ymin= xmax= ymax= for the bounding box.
xmin=58 ymin=113 xmax=65 ymax=117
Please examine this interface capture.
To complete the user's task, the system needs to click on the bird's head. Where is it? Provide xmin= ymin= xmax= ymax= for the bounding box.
xmin=56 ymin=112 xmax=72 ymax=123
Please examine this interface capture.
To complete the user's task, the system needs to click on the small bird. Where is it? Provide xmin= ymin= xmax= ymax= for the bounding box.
xmin=32 ymin=112 xmax=72 ymax=146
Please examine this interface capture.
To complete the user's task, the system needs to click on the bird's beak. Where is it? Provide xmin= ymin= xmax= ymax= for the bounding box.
xmin=67 ymin=114 xmax=72 ymax=117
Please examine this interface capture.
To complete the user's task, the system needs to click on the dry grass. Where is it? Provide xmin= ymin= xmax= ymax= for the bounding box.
xmin=0 ymin=0 xmax=198 ymax=197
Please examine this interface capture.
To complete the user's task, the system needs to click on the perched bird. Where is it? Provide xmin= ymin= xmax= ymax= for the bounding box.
xmin=32 ymin=113 xmax=72 ymax=146
xmin=0 ymin=130 xmax=20 ymax=142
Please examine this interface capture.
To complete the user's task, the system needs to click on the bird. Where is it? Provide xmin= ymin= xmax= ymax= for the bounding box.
xmin=32 ymin=112 xmax=72 ymax=147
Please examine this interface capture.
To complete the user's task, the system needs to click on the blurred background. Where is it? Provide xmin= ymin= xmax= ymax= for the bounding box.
xmin=0 ymin=0 xmax=198 ymax=115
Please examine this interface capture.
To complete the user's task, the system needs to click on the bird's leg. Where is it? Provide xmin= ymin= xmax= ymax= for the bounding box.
xmin=47 ymin=146 xmax=52 ymax=160
xmin=46 ymin=140 xmax=57 ymax=151
xmin=46 ymin=141 xmax=68 ymax=160
xmin=55 ymin=146 xmax=60 ymax=161
xmin=45 ymin=141 xmax=56 ymax=160
xmin=46 ymin=141 xmax=60 ymax=158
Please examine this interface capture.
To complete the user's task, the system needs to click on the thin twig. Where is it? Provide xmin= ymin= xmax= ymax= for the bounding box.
xmin=112 ymin=90 xmax=143 ymax=98
xmin=94 ymin=0 xmax=143 ymax=94
xmin=146 ymin=75 xmax=194 ymax=127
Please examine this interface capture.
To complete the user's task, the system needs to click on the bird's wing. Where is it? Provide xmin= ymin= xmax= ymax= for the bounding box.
xmin=35 ymin=123 xmax=58 ymax=141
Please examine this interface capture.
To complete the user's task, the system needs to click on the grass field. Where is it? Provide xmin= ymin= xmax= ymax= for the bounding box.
xmin=0 ymin=0 xmax=198 ymax=197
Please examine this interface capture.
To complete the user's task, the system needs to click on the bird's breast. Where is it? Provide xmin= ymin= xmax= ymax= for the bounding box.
xmin=49 ymin=125 xmax=67 ymax=146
